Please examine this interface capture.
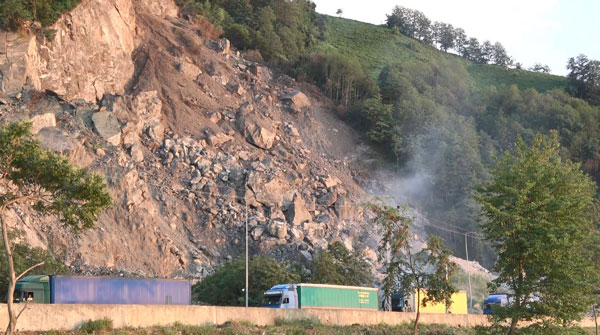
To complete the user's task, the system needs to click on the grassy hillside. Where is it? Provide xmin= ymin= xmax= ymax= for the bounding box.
xmin=314 ymin=15 xmax=567 ymax=92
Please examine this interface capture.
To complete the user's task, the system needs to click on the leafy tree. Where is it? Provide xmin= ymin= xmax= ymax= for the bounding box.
xmin=567 ymin=54 xmax=600 ymax=105
xmin=529 ymin=63 xmax=551 ymax=73
xmin=0 ymin=0 xmax=82 ymax=29
xmin=475 ymin=133 xmax=598 ymax=334
xmin=336 ymin=8 xmax=342 ymax=17
xmin=368 ymin=201 xmax=457 ymax=335
xmin=463 ymin=37 xmax=482 ymax=61
xmin=310 ymin=241 xmax=374 ymax=287
xmin=0 ymin=231 xmax=68 ymax=301
xmin=224 ymin=23 xmax=251 ymax=50
xmin=297 ymin=52 xmax=377 ymax=106
xmin=479 ymin=40 xmax=494 ymax=64
xmin=453 ymin=27 xmax=467 ymax=55
xmin=0 ymin=121 xmax=111 ymax=335
xmin=193 ymin=257 xmax=300 ymax=306
xmin=491 ymin=42 xmax=511 ymax=67
xmin=386 ymin=5 xmax=431 ymax=43
xmin=432 ymin=22 xmax=455 ymax=52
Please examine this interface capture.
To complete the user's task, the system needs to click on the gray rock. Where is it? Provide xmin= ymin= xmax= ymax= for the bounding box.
xmin=281 ymin=91 xmax=310 ymax=113
xmin=317 ymin=190 xmax=337 ymax=207
xmin=92 ymin=110 xmax=121 ymax=146
xmin=285 ymin=196 xmax=312 ymax=226
xmin=129 ymin=143 xmax=144 ymax=162
xmin=268 ymin=219 xmax=287 ymax=240
xmin=30 ymin=113 xmax=56 ymax=134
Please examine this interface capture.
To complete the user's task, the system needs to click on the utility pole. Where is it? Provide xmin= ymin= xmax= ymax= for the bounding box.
xmin=464 ymin=232 xmax=477 ymax=314
xmin=245 ymin=200 xmax=249 ymax=308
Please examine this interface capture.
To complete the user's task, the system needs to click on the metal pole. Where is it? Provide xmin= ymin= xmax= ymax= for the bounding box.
xmin=465 ymin=233 xmax=472 ymax=313
xmin=245 ymin=200 xmax=248 ymax=308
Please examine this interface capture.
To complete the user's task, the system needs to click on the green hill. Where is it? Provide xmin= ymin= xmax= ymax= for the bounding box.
xmin=314 ymin=15 xmax=567 ymax=92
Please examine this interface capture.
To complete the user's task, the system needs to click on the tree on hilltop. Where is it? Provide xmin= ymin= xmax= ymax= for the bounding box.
xmin=475 ymin=133 xmax=599 ymax=334
xmin=567 ymin=54 xmax=600 ymax=105
xmin=0 ymin=121 xmax=111 ymax=335
xmin=529 ymin=63 xmax=551 ymax=73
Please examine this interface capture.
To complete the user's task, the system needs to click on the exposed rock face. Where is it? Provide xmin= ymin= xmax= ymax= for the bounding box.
xmin=0 ymin=0 xmax=373 ymax=280
xmin=0 ymin=0 xmax=178 ymax=102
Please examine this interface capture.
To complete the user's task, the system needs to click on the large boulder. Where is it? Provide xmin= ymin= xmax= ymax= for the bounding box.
xmin=268 ymin=219 xmax=287 ymax=240
xmin=246 ymin=172 xmax=290 ymax=208
xmin=281 ymin=91 xmax=310 ymax=113
xmin=37 ymin=127 xmax=94 ymax=168
xmin=92 ymin=109 xmax=121 ymax=146
xmin=285 ymin=196 xmax=312 ymax=226
xmin=237 ymin=114 xmax=276 ymax=150
xmin=30 ymin=113 xmax=56 ymax=134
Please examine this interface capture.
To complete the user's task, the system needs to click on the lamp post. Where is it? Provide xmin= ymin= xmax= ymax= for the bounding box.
xmin=245 ymin=200 xmax=248 ymax=308
xmin=464 ymin=231 xmax=479 ymax=313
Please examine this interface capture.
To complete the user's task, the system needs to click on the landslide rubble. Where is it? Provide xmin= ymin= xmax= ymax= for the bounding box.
xmin=0 ymin=0 xmax=375 ymax=279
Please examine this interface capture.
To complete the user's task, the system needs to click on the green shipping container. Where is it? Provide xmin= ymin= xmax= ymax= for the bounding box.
xmin=297 ymin=284 xmax=378 ymax=310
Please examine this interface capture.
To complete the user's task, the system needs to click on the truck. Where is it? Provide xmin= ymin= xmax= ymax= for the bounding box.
xmin=483 ymin=293 xmax=511 ymax=315
xmin=14 ymin=275 xmax=191 ymax=305
xmin=263 ymin=283 xmax=378 ymax=310
xmin=391 ymin=290 xmax=468 ymax=314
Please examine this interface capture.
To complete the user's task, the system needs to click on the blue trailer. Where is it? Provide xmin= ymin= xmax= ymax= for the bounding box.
xmin=15 ymin=275 xmax=191 ymax=305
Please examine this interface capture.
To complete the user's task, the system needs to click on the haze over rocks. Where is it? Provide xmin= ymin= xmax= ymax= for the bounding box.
xmin=0 ymin=0 xmax=378 ymax=280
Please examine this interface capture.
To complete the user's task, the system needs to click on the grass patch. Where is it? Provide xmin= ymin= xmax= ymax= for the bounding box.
xmin=78 ymin=318 xmax=113 ymax=333
xmin=313 ymin=15 xmax=568 ymax=93
xmin=273 ymin=317 xmax=321 ymax=327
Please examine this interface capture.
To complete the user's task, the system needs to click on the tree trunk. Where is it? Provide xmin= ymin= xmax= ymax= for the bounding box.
xmin=508 ymin=316 xmax=518 ymax=335
xmin=413 ymin=290 xmax=420 ymax=335
xmin=1 ymin=214 xmax=17 ymax=335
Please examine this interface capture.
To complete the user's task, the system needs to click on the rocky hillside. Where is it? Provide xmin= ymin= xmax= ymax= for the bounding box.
xmin=0 ymin=0 xmax=382 ymax=279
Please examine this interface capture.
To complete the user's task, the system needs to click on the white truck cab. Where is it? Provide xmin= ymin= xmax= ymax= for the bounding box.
xmin=262 ymin=284 xmax=299 ymax=309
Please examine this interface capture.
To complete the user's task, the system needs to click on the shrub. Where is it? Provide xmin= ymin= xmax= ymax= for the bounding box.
xmin=225 ymin=23 xmax=251 ymax=50
xmin=0 ymin=0 xmax=83 ymax=30
xmin=78 ymin=318 xmax=113 ymax=334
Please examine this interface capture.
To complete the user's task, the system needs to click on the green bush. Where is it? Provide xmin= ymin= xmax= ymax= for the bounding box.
xmin=78 ymin=318 xmax=113 ymax=334
xmin=224 ymin=23 xmax=251 ymax=50
xmin=193 ymin=257 xmax=300 ymax=306
xmin=175 ymin=0 xmax=322 ymax=61
xmin=0 ymin=0 xmax=82 ymax=29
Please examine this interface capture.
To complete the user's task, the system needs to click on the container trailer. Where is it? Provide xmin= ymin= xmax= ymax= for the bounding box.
xmin=263 ymin=283 xmax=378 ymax=310
xmin=14 ymin=275 xmax=191 ymax=305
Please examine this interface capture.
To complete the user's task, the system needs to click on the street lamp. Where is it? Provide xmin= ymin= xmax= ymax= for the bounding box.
xmin=464 ymin=231 xmax=479 ymax=314
xmin=245 ymin=200 xmax=249 ymax=308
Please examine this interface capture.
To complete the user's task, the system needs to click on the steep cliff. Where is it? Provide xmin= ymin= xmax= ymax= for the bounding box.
xmin=0 ymin=0 xmax=177 ymax=102
xmin=0 ymin=0 xmax=382 ymax=279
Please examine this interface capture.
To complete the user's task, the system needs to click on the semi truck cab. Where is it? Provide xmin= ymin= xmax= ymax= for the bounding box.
xmin=263 ymin=284 xmax=298 ymax=309
xmin=14 ymin=275 xmax=50 ymax=303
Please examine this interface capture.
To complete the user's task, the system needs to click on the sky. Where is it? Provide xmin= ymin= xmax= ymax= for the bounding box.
xmin=312 ymin=0 xmax=600 ymax=76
